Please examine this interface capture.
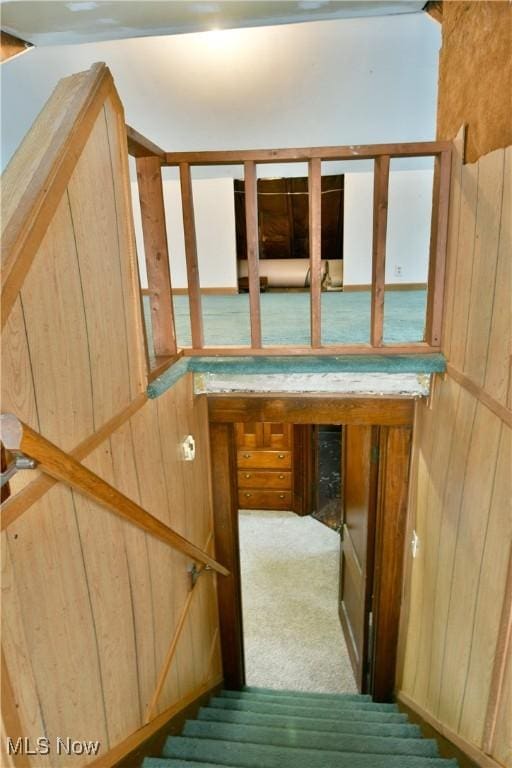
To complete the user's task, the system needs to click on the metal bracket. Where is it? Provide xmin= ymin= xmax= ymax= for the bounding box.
xmin=188 ymin=563 xmax=212 ymax=588
xmin=1 ymin=451 xmax=37 ymax=489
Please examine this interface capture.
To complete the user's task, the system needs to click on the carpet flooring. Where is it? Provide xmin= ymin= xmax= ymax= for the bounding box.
xmin=143 ymin=688 xmax=458 ymax=767
xmin=171 ymin=290 xmax=427 ymax=347
xmin=238 ymin=509 xmax=357 ymax=694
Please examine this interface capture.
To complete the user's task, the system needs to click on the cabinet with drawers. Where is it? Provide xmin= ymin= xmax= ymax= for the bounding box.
xmin=235 ymin=423 xmax=294 ymax=510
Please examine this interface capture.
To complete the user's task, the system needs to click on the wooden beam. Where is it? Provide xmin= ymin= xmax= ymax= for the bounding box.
xmin=0 ymin=415 xmax=229 ymax=576
xmin=308 ymin=158 xmax=322 ymax=347
xmin=136 ymin=155 xmax=177 ymax=357
xmin=1 ymin=392 xmax=148 ymax=531
xmin=207 ymin=395 xmax=415 ymax=426
xmin=424 ymin=1 xmax=443 ymax=23
xmin=1 ymin=62 xmax=113 ymax=329
xmin=425 ymin=149 xmax=452 ymax=346
xmin=179 ymin=162 xmax=204 ymax=348
xmin=126 ymin=125 xmax=165 ymax=159
xmin=164 ymin=141 xmax=452 ymax=166
xmin=182 ymin=342 xmax=441 ymax=356
xmin=371 ymin=155 xmax=390 ymax=347
xmin=209 ymin=423 xmax=245 ymax=689
xmin=243 ymin=161 xmax=262 ymax=348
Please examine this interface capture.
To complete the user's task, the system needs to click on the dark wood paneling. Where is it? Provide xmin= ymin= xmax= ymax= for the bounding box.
xmin=209 ymin=423 xmax=245 ymax=690
xmin=372 ymin=426 xmax=412 ymax=701
xmin=208 ymin=395 xmax=415 ymax=426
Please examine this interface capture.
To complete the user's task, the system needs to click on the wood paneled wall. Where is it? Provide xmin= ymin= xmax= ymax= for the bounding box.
xmin=1 ymin=67 xmax=221 ymax=766
xmin=397 ymin=135 xmax=511 ymax=767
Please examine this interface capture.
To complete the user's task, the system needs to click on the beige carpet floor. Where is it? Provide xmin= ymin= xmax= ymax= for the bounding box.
xmin=239 ymin=509 xmax=357 ymax=694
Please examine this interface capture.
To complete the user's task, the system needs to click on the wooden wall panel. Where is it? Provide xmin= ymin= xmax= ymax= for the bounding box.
xmin=1 ymin=66 xmax=221 ymax=767
xmin=399 ymin=141 xmax=512 ymax=767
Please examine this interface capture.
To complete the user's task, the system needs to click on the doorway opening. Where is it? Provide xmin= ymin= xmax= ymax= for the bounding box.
xmin=209 ymin=397 xmax=413 ymax=701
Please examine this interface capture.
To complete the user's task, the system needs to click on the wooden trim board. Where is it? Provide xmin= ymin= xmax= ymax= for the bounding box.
xmin=1 ymin=63 xmax=114 ymax=328
xmin=446 ymin=363 xmax=512 ymax=428
xmin=88 ymin=676 xmax=223 ymax=768
xmin=208 ymin=395 xmax=415 ymax=426
xmin=343 ymin=283 xmax=428 ymax=292
xmin=397 ymin=692 xmax=501 ymax=768
xmin=183 ymin=343 xmax=441 ymax=357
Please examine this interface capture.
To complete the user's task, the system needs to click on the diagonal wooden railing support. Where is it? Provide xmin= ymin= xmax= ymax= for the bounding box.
xmin=370 ymin=154 xmax=390 ymax=347
xmin=0 ymin=414 xmax=229 ymax=576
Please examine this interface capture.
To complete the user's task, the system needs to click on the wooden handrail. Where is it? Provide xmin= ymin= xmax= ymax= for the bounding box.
xmin=0 ymin=414 xmax=229 ymax=576
xmin=126 ymin=125 xmax=165 ymax=159
xmin=164 ymin=140 xmax=452 ymax=166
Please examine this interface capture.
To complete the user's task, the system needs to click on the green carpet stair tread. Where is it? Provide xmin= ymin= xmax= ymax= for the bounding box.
xmin=208 ymin=697 xmax=408 ymax=722
xmin=182 ymin=720 xmax=439 ymax=757
xmin=209 ymin=695 xmax=399 ymax=716
xmin=162 ymin=737 xmax=458 ymax=768
xmin=241 ymin=685 xmax=372 ymax=699
xmin=197 ymin=706 xmax=422 ymax=738
xmin=222 ymin=688 xmax=371 ymax=703
xmin=143 ymin=760 xmax=244 ymax=768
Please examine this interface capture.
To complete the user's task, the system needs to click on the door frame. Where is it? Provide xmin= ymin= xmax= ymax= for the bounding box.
xmin=208 ymin=394 xmax=413 ymax=700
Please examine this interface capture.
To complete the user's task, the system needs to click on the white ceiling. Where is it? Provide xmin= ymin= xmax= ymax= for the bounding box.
xmin=1 ymin=1 xmax=426 ymax=46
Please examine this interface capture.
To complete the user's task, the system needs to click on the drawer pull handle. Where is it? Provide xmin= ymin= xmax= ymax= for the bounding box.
xmin=245 ymin=493 xmax=252 ymax=498
xmin=279 ymin=494 xmax=285 ymax=499
xmin=278 ymin=454 xmax=285 ymax=459
xmin=245 ymin=473 xmax=251 ymax=479
xmin=243 ymin=453 xmax=251 ymax=459
xmin=279 ymin=474 xmax=285 ymax=479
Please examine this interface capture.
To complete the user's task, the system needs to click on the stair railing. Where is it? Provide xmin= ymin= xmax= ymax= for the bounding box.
xmin=130 ymin=134 xmax=452 ymax=359
xmin=0 ymin=413 xmax=229 ymax=576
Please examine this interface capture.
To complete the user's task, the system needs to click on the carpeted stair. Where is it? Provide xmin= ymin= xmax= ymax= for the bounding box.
xmin=143 ymin=687 xmax=458 ymax=768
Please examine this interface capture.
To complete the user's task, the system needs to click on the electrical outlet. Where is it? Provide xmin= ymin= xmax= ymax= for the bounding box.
xmin=394 ymin=264 xmax=403 ymax=278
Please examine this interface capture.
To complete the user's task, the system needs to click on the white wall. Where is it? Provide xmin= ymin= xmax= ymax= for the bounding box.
xmin=132 ymin=176 xmax=237 ymax=289
xmin=343 ymin=168 xmax=434 ymax=286
xmin=1 ymin=13 xmax=440 ymax=288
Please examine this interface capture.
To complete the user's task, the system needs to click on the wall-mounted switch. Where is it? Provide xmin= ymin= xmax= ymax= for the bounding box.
xmin=411 ymin=530 xmax=420 ymax=558
xmin=181 ymin=435 xmax=196 ymax=461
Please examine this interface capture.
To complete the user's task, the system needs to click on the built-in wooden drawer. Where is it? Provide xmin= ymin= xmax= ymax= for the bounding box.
xmin=238 ymin=470 xmax=292 ymax=490
xmin=237 ymin=450 xmax=292 ymax=469
xmin=238 ymin=489 xmax=293 ymax=510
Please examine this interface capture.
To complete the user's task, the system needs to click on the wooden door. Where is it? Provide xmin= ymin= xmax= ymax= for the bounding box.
xmin=339 ymin=424 xmax=379 ymax=691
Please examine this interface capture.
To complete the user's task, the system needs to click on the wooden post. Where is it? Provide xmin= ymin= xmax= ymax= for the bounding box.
xmin=370 ymin=155 xmax=390 ymax=347
xmin=244 ymin=161 xmax=262 ymax=348
xmin=136 ymin=156 xmax=177 ymax=357
xmin=425 ymin=149 xmax=452 ymax=346
xmin=209 ymin=422 xmax=245 ymax=689
xmin=308 ymin=157 xmax=322 ymax=347
xmin=179 ymin=162 xmax=204 ymax=348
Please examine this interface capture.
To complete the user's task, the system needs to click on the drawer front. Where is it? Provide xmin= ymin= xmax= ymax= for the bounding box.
xmin=238 ymin=489 xmax=293 ymax=510
xmin=238 ymin=470 xmax=292 ymax=490
xmin=237 ymin=450 xmax=292 ymax=469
